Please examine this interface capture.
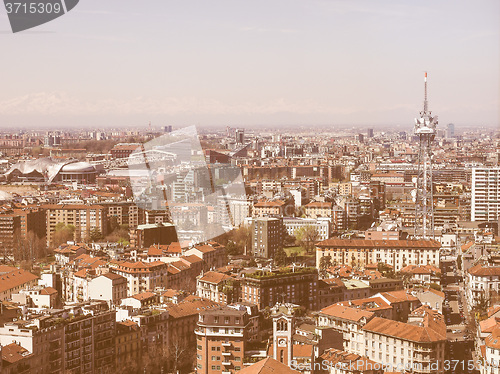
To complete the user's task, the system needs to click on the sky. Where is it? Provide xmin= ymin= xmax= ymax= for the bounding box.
xmin=0 ymin=0 xmax=499 ymax=130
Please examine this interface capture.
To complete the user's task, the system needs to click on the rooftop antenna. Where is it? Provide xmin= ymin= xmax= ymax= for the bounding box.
xmin=413 ymin=72 xmax=438 ymax=239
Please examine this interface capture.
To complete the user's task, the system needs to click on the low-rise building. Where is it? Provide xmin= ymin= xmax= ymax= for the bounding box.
xmin=316 ymin=239 xmax=441 ymax=272
xmin=361 ymin=306 xmax=446 ymax=374
xmin=88 ymin=272 xmax=128 ymax=306
xmin=317 ymin=304 xmax=375 ymax=355
xmin=111 ymin=260 xmax=169 ymax=296
xmin=0 ymin=266 xmax=38 ymax=301
xmin=466 ymin=264 xmax=500 ymax=307
xmin=196 ymin=271 xmax=240 ymax=304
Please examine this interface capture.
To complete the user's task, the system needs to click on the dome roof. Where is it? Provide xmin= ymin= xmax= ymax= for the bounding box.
xmin=60 ymin=162 xmax=96 ymax=173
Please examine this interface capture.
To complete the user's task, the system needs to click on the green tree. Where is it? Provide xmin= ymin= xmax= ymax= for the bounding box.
xmin=52 ymin=224 xmax=75 ymax=247
xmin=274 ymin=248 xmax=287 ymax=267
xmin=88 ymin=227 xmax=104 ymax=242
xmin=295 ymin=225 xmax=320 ymax=253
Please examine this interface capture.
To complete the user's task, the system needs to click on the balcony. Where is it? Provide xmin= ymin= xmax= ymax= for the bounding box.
xmin=49 ymin=352 xmax=61 ymax=361
xmin=221 ymin=341 xmax=232 ymax=347
xmin=222 ymin=361 xmax=232 ymax=366
xmin=222 ymin=351 xmax=231 ymax=356
xmin=222 ymin=371 xmax=231 ymax=374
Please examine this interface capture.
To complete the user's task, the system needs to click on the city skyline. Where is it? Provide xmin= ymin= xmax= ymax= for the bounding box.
xmin=0 ymin=0 xmax=499 ymax=129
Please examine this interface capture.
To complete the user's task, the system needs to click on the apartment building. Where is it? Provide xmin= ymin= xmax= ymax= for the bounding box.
xmin=317 ymin=304 xmax=375 ymax=355
xmin=472 ymin=167 xmax=500 ymax=222
xmin=88 ymin=272 xmax=128 ymax=306
xmin=195 ymin=307 xmax=249 ymax=374
xmin=481 ymin=326 xmax=500 ymax=374
xmin=466 ymin=264 xmax=500 ymax=307
xmin=115 ymin=320 xmax=141 ymax=371
xmin=252 ymin=200 xmax=286 ymax=217
xmin=184 ymin=242 xmax=227 ymax=270
xmin=332 ymin=205 xmax=347 ymax=232
xmin=102 ymin=201 xmax=142 ymax=229
xmin=283 ymin=217 xmax=331 ymax=240
xmin=167 ymin=297 xmax=222 ymax=371
xmin=63 ymin=307 xmax=116 ymax=374
xmin=0 ymin=302 xmax=116 ymax=374
xmin=1 ymin=342 xmax=34 ymax=374
xmin=196 ymin=271 xmax=240 ymax=304
xmin=0 ymin=213 xmax=20 ymax=255
xmin=131 ymin=309 xmax=169 ymax=361
xmin=111 ymin=260 xmax=169 ymax=296
xmin=251 ymin=217 xmax=284 ymax=259
xmin=240 ymin=267 xmax=318 ymax=310
xmin=133 ymin=222 xmax=178 ymax=248
xmin=361 ymin=306 xmax=446 ymax=374
xmin=320 ymin=348 xmax=383 ymax=374
xmin=0 ymin=319 xmax=64 ymax=374
xmin=0 ymin=266 xmax=38 ymax=301
xmin=316 ymin=239 xmax=441 ymax=272
xmin=304 ymin=201 xmax=333 ymax=218
xmin=0 ymin=205 xmax=46 ymax=256
xmin=44 ymin=204 xmax=107 ymax=246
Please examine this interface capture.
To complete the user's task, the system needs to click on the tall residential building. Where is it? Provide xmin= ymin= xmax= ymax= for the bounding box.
xmin=471 ymin=167 xmax=500 ymax=222
xmin=446 ymin=123 xmax=455 ymax=138
xmin=251 ymin=217 xmax=284 ymax=259
xmin=195 ymin=306 xmax=249 ymax=374
xmin=44 ymin=204 xmax=108 ymax=246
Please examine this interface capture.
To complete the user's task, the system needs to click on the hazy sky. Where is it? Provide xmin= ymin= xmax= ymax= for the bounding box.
xmin=0 ymin=0 xmax=498 ymax=130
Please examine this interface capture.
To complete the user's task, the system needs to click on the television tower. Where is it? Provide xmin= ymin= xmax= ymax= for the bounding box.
xmin=413 ymin=72 xmax=438 ymax=239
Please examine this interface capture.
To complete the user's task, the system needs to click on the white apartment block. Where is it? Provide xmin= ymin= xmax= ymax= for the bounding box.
xmin=481 ymin=328 xmax=500 ymax=374
xmin=472 ymin=167 xmax=500 ymax=222
xmin=316 ymin=239 xmax=441 ymax=272
xmin=317 ymin=304 xmax=375 ymax=355
xmin=111 ymin=260 xmax=169 ymax=296
xmin=466 ymin=264 xmax=500 ymax=307
xmin=283 ymin=217 xmax=331 ymax=240
xmin=361 ymin=312 xmax=446 ymax=374
xmin=320 ymin=306 xmax=446 ymax=374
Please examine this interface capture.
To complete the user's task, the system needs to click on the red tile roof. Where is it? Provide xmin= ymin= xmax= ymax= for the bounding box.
xmin=317 ymin=239 xmax=441 ymax=249
xmin=0 ymin=268 xmax=38 ymax=294
xmin=469 ymin=264 xmax=500 ymax=277
xmin=379 ymin=290 xmax=419 ymax=303
xmin=238 ymin=357 xmax=298 ymax=374
xmin=319 ymin=304 xmax=374 ymax=322
xmin=40 ymin=287 xmax=57 ymax=295
xmin=485 ymin=326 xmax=500 ymax=349
xmin=363 ymin=315 xmax=446 ymax=343
xmin=198 ymin=271 xmax=232 ymax=284
xmin=1 ymin=342 xmax=31 ymax=364
xmin=166 ymin=297 xmax=220 ymax=319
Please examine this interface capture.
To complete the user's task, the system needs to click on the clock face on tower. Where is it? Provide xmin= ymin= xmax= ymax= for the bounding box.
xmin=278 ymin=338 xmax=287 ymax=347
